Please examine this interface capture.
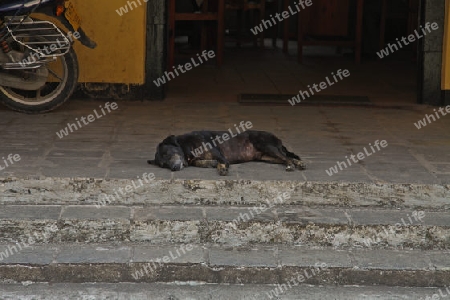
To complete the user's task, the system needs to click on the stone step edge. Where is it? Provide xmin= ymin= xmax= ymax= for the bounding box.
xmin=2 ymin=207 xmax=450 ymax=250
xmin=1 ymin=264 xmax=449 ymax=287
xmin=0 ymin=244 xmax=448 ymax=271
xmin=1 ymin=205 xmax=449 ymax=227
xmin=2 ymin=178 xmax=449 ymax=209
xmin=0 ymin=282 xmax=448 ymax=300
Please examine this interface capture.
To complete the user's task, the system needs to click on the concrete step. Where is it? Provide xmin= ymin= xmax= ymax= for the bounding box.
xmin=0 ymin=243 xmax=449 ymax=287
xmin=0 ymin=204 xmax=449 ymax=249
xmin=0 ymin=282 xmax=449 ymax=300
xmin=1 ymin=178 xmax=449 ymax=209
xmin=2 ymin=178 xmax=449 ymax=290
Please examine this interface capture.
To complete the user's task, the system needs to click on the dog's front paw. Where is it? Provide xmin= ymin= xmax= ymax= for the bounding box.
xmin=286 ymin=164 xmax=295 ymax=172
xmin=293 ymin=159 xmax=306 ymax=170
xmin=217 ymin=163 xmax=229 ymax=176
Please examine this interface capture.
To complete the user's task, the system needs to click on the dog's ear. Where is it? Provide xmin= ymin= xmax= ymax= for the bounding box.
xmin=162 ymin=135 xmax=180 ymax=147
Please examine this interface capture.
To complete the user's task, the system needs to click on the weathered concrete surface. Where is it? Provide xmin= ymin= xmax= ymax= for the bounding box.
xmin=1 ymin=102 xmax=450 ymax=184
xmin=0 ymin=53 xmax=447 ymax=297
xmin=0 ymin=244 xmax=449 ymax=286
xmin=1 ymin=178 xmax=450 ymax=209
xmin=1 ymin=244 xmax=448 ymax=268
xmin=0 ymin=263 xmax=449 ymax=287
xmin=0 ymin=205 xmax=449 ymax=249
xmin=0 ymin=283 xmax=446 ymax=300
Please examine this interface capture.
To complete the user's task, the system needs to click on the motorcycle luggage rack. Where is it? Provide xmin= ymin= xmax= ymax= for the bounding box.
xmin=2 ymin=57 xmax=57 ymax=70
xmin=4 ymin=16 xmax=71 ymax=60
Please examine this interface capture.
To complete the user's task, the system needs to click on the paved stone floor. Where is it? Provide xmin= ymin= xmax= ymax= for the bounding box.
xmin=0 ymin=39 xmax=445 ymax=300
xmin=168 ymin=44 xmax=417 ymax=105
xmin=0 ymin=99 xmax=448 ymax=184
xmin=0 ymin=283 xmax=444 ymax=300
xmin=0 ymin=46 xmax=444 ymax=184
xmin=1 ymin=282 xmax=449 ymax=300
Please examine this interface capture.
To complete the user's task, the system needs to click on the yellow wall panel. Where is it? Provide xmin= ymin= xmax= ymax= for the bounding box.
xmin=35 ymin=1 xmax=147 ymax=84
xmin=34 ymin=0 xmax=146 ymax=84
xmin=71 ymin=0 xmax=147 ymax=84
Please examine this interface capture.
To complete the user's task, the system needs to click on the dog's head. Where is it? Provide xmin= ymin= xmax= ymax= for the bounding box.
xmin=148 ymin=135 xmax=187 ymax=171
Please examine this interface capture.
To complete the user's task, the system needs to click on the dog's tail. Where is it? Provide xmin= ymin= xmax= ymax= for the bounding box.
xmin=282 ymin=146 xmax=300 ymax=160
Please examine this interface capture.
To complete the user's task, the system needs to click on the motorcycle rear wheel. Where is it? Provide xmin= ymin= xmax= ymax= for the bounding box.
xmin=0 ymin=48 xmax=78 ymax=114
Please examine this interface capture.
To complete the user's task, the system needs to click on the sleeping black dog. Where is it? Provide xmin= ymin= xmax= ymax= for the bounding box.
xmin=148 ymin=130 xmax=305 ymax=175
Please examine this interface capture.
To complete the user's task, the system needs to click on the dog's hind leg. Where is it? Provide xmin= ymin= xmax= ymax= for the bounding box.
xmin=192 ymin=153 xmax=229 ymax=176
xmin=191 ymin=160 xmax=218 ymax=168
xmin=260 ymin=156 xmax=284 ymax=164
xmin=281 ymin=146 xmax=306 ymax=170
xmin=261 ymin=145 xmax=305 ymax=171
xmin=208 ymin=149 xmax=230 ymax=176
xmin=291 ymin=158 xmax=306 ymax=170
xmin=282 ymin=146 xmax=300 ymax=160
xmin=260 ymin=155 xmax=298 ymax=171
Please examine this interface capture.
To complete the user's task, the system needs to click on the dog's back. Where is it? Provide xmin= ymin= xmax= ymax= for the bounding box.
xmin=150 ymin=130 xmax=305 ymax=174
xmin=178 ymin=130 xmax=286 ymax=163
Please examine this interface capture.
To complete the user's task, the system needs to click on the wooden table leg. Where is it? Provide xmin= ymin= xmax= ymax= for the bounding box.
xmin=297 ymin=2 xmax=303 ymax=63
xmin=272 ymin=0 xmax=279 ymax=47
xmin=216 ymin=0 xmax=225 ymax=67
xmin=168 ymin=0 xmax=176 ymax=70
xmin=201 ymin=0 xmax=209 ymax=52
xmin=260 ymin=0 xmax=266 ymax=48
xmin=355 ymin=0 xmax=364 ymax=64
xmin=379 ymin=0 xmax=387 ymax=52
xmin=283 ymin=0 xmax=289 ymax=53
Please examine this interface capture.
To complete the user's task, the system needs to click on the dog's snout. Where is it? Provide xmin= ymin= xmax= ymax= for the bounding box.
xmin=170 ymin=162 xmax=183 ymax=171
xmin=170 ymin=154 xmax=184 ymax=171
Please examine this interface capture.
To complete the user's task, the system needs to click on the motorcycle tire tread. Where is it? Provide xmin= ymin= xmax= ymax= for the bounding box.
xmin=0 ymin=48 xmax=79 ymax=114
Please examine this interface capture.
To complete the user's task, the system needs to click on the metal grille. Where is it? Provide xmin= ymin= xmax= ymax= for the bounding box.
xmin=5 ymin=16 xmax=71 ymax=58
xmin=239 ymin=94 xmax=372 ymax=106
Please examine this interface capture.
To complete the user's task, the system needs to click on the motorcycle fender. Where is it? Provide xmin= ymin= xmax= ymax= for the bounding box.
xmin=56 ymin=17 xmax=97 ymax=49
xmin=33 ymin=4 xmax=97 ymax=49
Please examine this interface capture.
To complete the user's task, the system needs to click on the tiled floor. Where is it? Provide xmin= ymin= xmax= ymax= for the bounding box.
xmin=167 ymin=43 xmax=417 ymax=105
xmin=0 ymin=45 xmax=442 ymax=184
xmin=0 ymin=99 xmax=448 ymax=183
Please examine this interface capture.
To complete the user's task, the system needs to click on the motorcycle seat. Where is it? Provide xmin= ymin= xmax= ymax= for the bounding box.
xmin=0 ymin=0 xmax=52 ymax=13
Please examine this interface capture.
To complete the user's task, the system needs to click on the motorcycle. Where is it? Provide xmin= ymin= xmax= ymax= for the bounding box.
xmin=0 ymin=0 xmax=96 ymax=113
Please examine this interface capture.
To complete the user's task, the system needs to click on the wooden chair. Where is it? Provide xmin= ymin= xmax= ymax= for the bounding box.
xmin=283 ymin=0 xmax=364 ymax=64
xmin=225 ymin=0 xmax=266 ymax=47
xmin=379 ymin=0 xmax=419 ymax=59
xmin=168 ymin=0 xmax=225 ymax=68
